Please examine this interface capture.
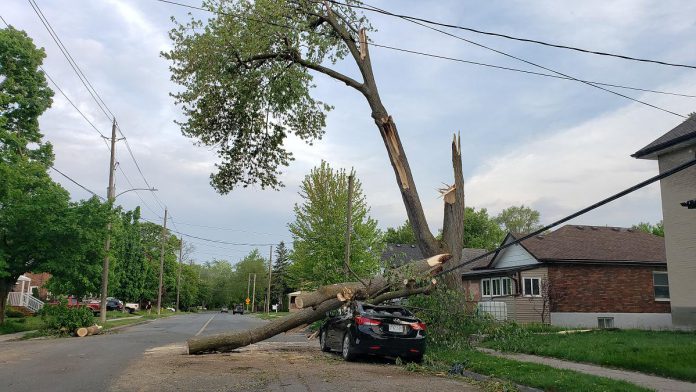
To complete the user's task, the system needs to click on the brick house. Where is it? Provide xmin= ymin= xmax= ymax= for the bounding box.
xmin=11 ymin=272 xmax=52 ymax=300
xmin=633 ymin=114 xmax=696 ymax=327
xmin=461 ymin=225 xmax=671 ymax=329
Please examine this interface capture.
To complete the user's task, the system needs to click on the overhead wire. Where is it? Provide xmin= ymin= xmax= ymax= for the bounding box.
xmin=344 ymin=0 xmax=687 ymax=118
xmin=50 ymin=166 xmax=105 ymax=200
xmin=152 ymin=0 xmax=691 ymax=116
xmin=435 ymin=156 xmax=696 ymax=278
xmin=325 ymin=0 xmax=696 ymax=70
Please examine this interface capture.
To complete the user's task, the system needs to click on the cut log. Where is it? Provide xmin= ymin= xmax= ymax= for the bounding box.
xmin=87 ymin=325 xmax=100 ymax=335
xmin=295 ymin=254 xmax=449 ymax=309
xmin=76 ymin=327 xmax=88 ymax=337
xmin=188 ymin=254 xmax=450 ymax=354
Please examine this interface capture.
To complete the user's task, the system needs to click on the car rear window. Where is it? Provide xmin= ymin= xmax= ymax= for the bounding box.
xmin=361 ymin=304 xmax=413 ymax=317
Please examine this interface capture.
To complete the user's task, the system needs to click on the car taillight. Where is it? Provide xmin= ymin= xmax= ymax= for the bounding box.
xmin=355 ymin=316 xmax=381 ymax=326
xmin=410 ymin=322 xmax=426 ymax=331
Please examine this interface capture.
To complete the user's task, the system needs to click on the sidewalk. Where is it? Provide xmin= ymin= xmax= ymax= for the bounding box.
xmin=0 ymin=330 xmax=35 ymax=342
xmin=478 ymin=348 xmax=696 ymax=392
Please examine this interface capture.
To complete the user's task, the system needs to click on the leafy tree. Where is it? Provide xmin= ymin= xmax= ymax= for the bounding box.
xmin=495 ymin=205 xmax=542 ymax=235
xmin=271 ymin=241 xmax=292 ymax=310
xmin=0 ymin=25 xmax=64 ymax=324
xmin=288 ymin=161 xmax=381 ymax=289
xmin=138 ymin=222 xmax=181 ymax=306
xmin=632 ymin=221 xmax=664 ymax=237
xmin=235 ymin=249 xmax=269 ymax=309
xmin=384 ymin=220 xmax=417 ymax=244
xmin=164 ymin=0 xmax=466 ymax=279
xmin=463 ymin=207 xmax=505 ymax=251
xmin=111 ymin=207 xmax=148 ymax=302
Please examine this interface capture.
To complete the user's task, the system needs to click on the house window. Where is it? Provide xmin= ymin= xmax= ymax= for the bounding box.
xmin=653 ymin=272 xmax=670 ymax=300
xmin=501 ymin=278 xmax=512 ymax=296
xmin=598 ymin=317 xmax=614 ymax=329
xmin=523 ymin=277 xmax=541 ymax=297
xmin=492 ymin=278 xmax=501 ymax=296
xmin=481 ymin=279 xmax=491 ymax=297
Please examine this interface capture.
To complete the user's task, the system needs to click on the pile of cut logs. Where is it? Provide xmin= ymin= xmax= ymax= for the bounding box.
xmin=75 ymin=325 xmax=103 ymax=337
xmin=187 ymin=254 xmax=451 ymax=354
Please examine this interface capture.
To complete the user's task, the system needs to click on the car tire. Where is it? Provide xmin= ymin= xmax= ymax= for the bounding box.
xmin=341 ymin=332 xmax=357 ymax=361
xmin=408 ymin=355 xmax=423 ymax=364
xmin=320 ymin=330 xmax=331 ymax=352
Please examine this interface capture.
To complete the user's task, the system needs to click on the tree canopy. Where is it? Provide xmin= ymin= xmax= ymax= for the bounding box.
xmin=495 ymin=205 xmax=542 ymax=235
xmin=288 ymin=161 xmax=381 ymax=289
xmin=632 ymin=221 xmax=664 ymax=237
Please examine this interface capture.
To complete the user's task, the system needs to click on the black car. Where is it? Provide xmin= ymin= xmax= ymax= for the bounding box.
xmin=233 ymin=305 xmax=244 ymax=315
xmin=106 ymin=297 xmax=123 ymax=312
xmin=319 ymin=302 xmax=426 ymax=362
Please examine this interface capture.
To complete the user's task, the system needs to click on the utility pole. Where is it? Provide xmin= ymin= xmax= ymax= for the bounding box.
xmin=157 ymin=208 xmax=168 ymax=316
xmin=251 ymin=273 xmax=257 ymax=313
xmin=176 ymin=236 xmax=183 ymax=312
xmin=99 ymin=118 xmax=117 ymax=324
xmin=246 ymin=273 xmax=251 ymax=312
xmin=343 ymin=173 xmax=354 ymax=279
xmin=266 ymin=245 xmax=273 ymax=313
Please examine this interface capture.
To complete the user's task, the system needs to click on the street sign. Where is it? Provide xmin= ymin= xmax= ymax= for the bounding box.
xmin=245 ymin=297 xmax=250 ymax=305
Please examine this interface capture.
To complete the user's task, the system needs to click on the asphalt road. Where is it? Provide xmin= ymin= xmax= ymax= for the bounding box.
xmin=0 ymin=312 xmax=296 ymax=392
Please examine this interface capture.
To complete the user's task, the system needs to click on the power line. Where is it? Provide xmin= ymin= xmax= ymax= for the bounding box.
xmin=139 ymin=218 xmax=278 ymax=247
xmin=370 ymin=43 xmax=696 ymax=99
xmin=26 ymin=0 xmax=114 ymax=122
xmin=168 ymin=221 xmax=280 ymax=236
xmin=326 ymin=0 xmax=696 ymax=71
xmin=50 ymin=166 xmax=105 ymax=200
xmin=347 ymin=1 xmax=687 ymax=119
xmin=435 ymin=156 xmax=696 ymax=278
xmin=152 ymin=0 xmax=689 ymax=116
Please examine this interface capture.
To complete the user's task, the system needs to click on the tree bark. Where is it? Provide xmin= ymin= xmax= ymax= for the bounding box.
xmin=187 ymin=254 xmax=451 ymax=354
xmin=0 ymin=279 xmax=14 ymax=325
xmin=440 ymin=134 xmax=466 ymax=288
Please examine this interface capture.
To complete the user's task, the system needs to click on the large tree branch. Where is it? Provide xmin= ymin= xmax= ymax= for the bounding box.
xmin=368 ymin=280 xmax=437 ymax=305
xmin=241 ymin=52 xmax=366 ymax=93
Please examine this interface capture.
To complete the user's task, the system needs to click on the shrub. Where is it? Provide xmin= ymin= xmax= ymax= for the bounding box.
xmin=407 ymin=288 xmax=496 ymax=350
xmin=5 ymin=308 xmax=26 ymax=318
xmin=40 ymin=301 xmax=94 ymax=335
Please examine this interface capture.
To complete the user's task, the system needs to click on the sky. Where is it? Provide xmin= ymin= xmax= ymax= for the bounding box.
xmin=2 ymin=0 xmax=695 ymax=264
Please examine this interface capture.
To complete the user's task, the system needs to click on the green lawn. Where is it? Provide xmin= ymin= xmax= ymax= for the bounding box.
xmin=427 ymin=347 xmax=652 ymax=392
xmin=0 ymin=316 xmax=44 ymax=334
xmin=252 ymin=311 xmax=290 ymax=320
xmin=482 ymin=329 xmax=696 ymax=382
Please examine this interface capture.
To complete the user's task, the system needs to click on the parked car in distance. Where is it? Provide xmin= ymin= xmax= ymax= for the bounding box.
xmin=319 ymin=302 xmax=426 ymax=363
xmin=125 ymin=302 xmax=139 ymax=314
xmin=220 ymin=306 xmax=229 ymax=313
xmin=233 ymin=305 xmax=244 ymax=315
xmin=106 ymin=297 xmax=124 ymax=312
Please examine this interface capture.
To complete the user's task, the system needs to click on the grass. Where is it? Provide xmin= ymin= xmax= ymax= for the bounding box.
xmin=252 ymin=311 xmax=290 ymax=320
xmin=423 ymin=346 xmax=652 ymax=392
xmin=0 ymin=316 xmax=45 ymax=335
xmin=482 ymin=329 xmax=696 ymax=382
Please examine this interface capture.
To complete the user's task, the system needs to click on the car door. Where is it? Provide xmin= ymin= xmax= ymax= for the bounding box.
xmin=324 ymin=309 xmax=343 ymax=349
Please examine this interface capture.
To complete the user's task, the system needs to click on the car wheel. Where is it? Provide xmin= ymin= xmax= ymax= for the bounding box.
xmin=320 ymin=330 xmax=331 ymax=352
xmin=341 ymin=332 xmax=357 ymax=361
xmin=408 ymin=355 xmax=423 ymax=364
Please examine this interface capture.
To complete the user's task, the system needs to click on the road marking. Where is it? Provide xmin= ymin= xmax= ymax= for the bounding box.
xmin=195 ymin=314 xmax=216 ymax=337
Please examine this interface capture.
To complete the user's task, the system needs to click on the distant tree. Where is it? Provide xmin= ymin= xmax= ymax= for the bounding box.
xmin=384 ymin=220 xmax=417 ymax=244
xmin=495 ymin=205 xmax=543 ymax=235
xmin=139 ymin=222 xmax=181 ymax=305
xmin=632 ymin=221 xmax=664 ymax=237
xmin=111 ymin=207 xmax=148 ymax=302
xmin=234 ymin=249 xmax=269 ymax=310
xmin=463 ymin=207 xmax=505 ymax=251
xmin=688 ymin=112 xmax=696 ymax=118
xmin=271 ymin=241 xmax=292 ymax=310
xmin=288 ymin=161 xmax=381 ymax=289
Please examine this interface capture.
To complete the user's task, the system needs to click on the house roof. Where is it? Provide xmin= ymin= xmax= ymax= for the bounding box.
xmin=633 ymin=115 xmax=696 ymax=159
xmin=382 ymin=244 xmax=492 ymax=272
xmin=503 ymin=225 xmax=666 ymax=264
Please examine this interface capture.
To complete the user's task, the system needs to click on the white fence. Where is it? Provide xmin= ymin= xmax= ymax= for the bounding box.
xmin=6 ymin=292 xmax=44 ymax=313
xmin=477 ymin=301 xmax=508 ymax=321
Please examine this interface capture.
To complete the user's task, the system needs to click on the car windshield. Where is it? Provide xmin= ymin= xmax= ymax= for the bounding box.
xmin=360 ymin=304 xmax=413 ymax=317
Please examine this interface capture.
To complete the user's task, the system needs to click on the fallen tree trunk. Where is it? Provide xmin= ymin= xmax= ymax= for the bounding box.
xmin=187 ymin=254 xmax=450 ymax=354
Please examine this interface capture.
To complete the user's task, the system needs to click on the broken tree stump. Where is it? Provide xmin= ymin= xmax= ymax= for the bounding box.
xmin=187 ymin=254 xmax=450 ymax=354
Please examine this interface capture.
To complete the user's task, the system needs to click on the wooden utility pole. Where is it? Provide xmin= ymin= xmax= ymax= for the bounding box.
xmin=157 ymin=208 xmax=168 ymax=316
xmin=251 ymin=274 xmax=257 ymax=313
xmin=246 ymin=273 xmax=251 ymax=312
xmin=266 ymin=245 xmax=273 ymax=313
xmin=99 ymin=118 xmax=117 ymax=324
xmin=343 ymin=173 xmax=354 ymax=279
xmin=176 ymin=236 xmax=183 ymax=312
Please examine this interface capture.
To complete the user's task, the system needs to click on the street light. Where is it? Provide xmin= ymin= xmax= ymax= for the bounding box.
xmin=98 ymin=187 xmax=157 ymax=324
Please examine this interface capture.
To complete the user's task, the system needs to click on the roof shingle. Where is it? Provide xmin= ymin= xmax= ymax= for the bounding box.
xmin=633 ymin=115 xmax=696 ymax=158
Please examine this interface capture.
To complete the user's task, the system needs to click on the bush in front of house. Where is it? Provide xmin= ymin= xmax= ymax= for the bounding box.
xmin=40 ymin=301 xmax=94 ymax=335
xmin=4 ymin=308 xmax=26 ymax=318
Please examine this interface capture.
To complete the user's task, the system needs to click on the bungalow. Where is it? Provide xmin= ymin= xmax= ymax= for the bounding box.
xmin=461 ymin=225 xmax=671 ymax=329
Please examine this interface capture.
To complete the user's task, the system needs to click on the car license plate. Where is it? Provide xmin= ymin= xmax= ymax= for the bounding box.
xmin=388 ymin=324 xmax=405 ymax=333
